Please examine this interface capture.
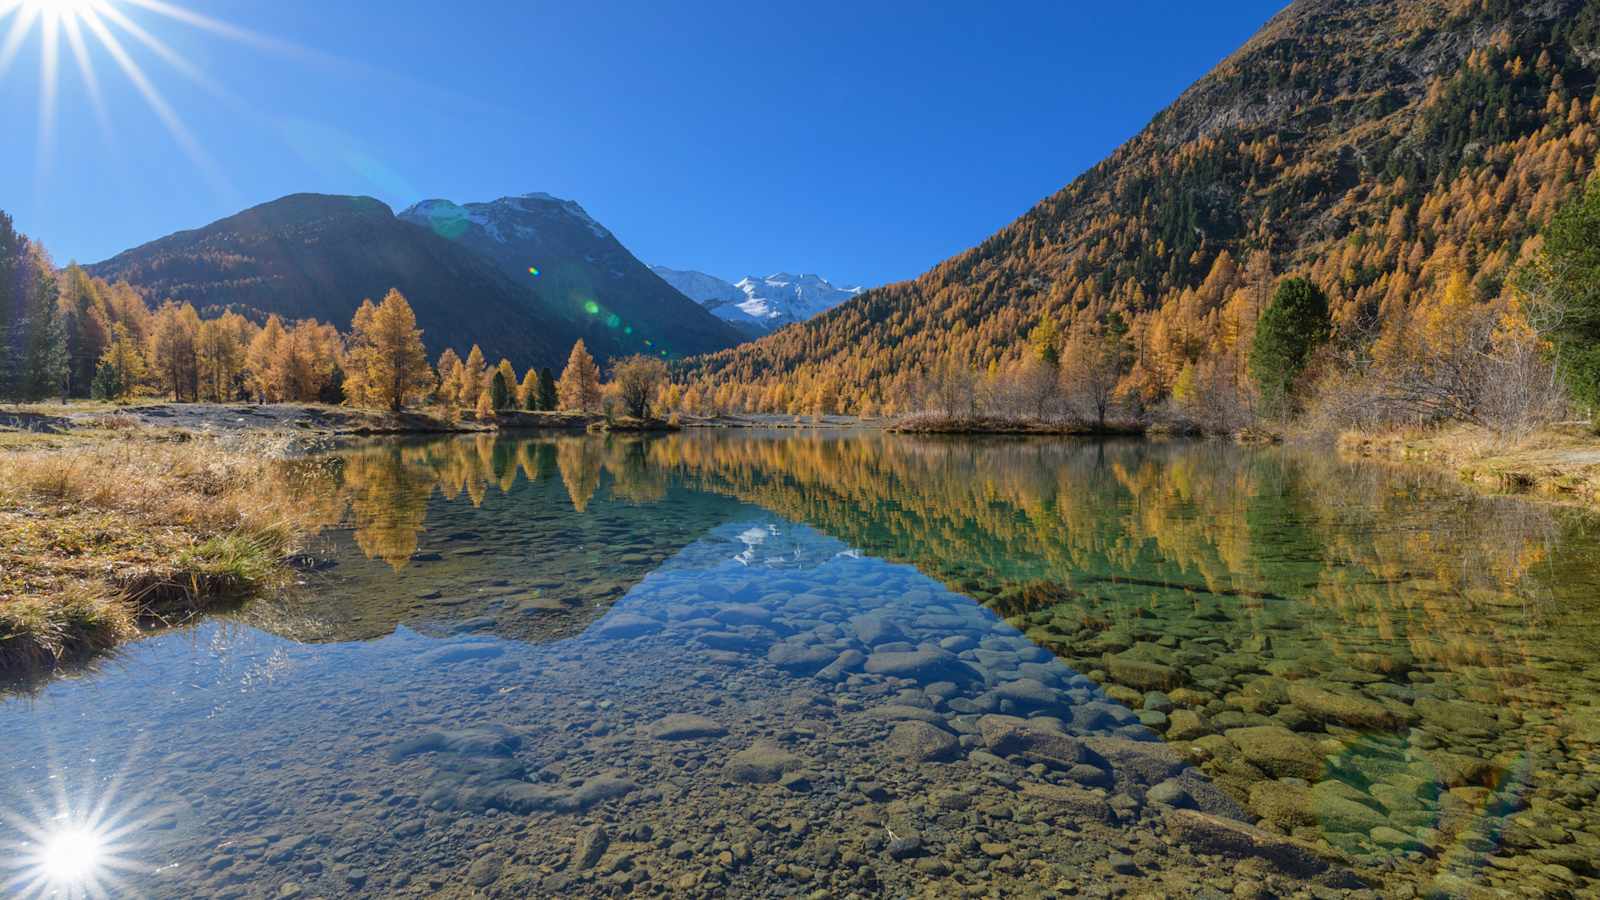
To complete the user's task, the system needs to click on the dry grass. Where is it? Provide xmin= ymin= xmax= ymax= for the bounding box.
xmin=0 ymin=428 xmax=314 ymax=680
xmin=1339 ymin=424 xmax=1600 ymax=505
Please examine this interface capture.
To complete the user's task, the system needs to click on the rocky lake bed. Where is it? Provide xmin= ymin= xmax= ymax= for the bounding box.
xmin=3 ymin=432 xmax=1599 ymax=898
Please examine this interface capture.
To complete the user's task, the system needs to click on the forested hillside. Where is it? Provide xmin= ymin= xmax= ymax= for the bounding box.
xmin=682 ymin=0 xmax=1600 ymax=419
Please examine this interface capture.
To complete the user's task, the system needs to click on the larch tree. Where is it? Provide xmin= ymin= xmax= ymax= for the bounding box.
xmin=518 ymin=368 xmax=540 ymax=410
xmin=93 ymin=323 xmax=146 ymax=400
xmin=149 ymin=300 xmax=202 ymax=401
xmin=556 ymin=339 xmax=602 ymax=412
xmin=459 ymin=344 xmax=487 ymax=411
xmin=435 ymin=348 xmax=464 ymax=408
xmin=610 ymin=354 xmax=668 ymax=418
xmin=246 ymin=315 xmax=287 ymax=402
xmin=197 ymin=311 xmax=253 ymax=402
xmin=345 ymin=289 xmax=434 ymax=411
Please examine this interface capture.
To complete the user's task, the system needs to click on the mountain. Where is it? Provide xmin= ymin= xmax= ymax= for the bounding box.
xmin=398 ymin=194 xmax=745 ymax=359
xmin=684 ymin=0 xmax=1600 ymax=410
xmin=86 ymin=193 xmax=567 ymax=367
xmin=651 ymin=267 xmax=864 ymax=335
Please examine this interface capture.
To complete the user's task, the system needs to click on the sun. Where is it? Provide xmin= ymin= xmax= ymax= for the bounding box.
xmin=38 ymin=826 xmax=106 ymax=884
xmin=1 ymin=0 xmax=299 ymax=195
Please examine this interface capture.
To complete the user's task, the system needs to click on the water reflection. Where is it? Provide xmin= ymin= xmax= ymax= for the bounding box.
xmin=3 ymin=431 xmax=1598 ymax=897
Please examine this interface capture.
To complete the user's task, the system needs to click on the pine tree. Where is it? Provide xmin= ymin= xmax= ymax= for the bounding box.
xmin=344 ymin=289 xmax=434 ymax=411
xmin=556 ymin=339 xmax=602 ymax=412
xmin=494 ymin=359 xmax=518 ymax=409
xmin=1523 ymin=176 xmax=1600 ymax=411
xmin=536 ymin=367 xmax=558 ymax=411
xmin=1248 ymin=278 xmax=1331 ymax=418
xmin=16 ymin=247 xmax=65 ymax=401
xmin=489 ymin=368 xmax=513 ymax=411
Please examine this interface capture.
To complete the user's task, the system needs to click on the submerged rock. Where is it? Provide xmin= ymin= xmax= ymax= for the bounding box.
xmin=572 ymin=825 xmax=609 ymax=870
xmin=1163 ymin=809 xmax=1334 ymax=877
xmin=885 ymin=721 xmax=960 ymax=763
xmin=863 ymin=647 xmax=977 ymax=684
xmin=1285 ymin=681 xmax=1399 ymax=730
xmin=1226 ymin=725 xmax=1326 ymax=780
xmin=646 ymin=714 xmax=727 ymax=741
xmin=386 ymin=726 xmax=520 ymax=763
xmin=727 ymin=742 xmax=804 ymax=784
xmin=591 ymin=613 xmax=663 ymax=640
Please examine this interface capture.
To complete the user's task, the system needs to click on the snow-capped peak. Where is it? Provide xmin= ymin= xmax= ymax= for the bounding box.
xmin=652 ymin=266 xmax=864 ymax=335
xmin=399 ymin=192 xmax=613 ymax=244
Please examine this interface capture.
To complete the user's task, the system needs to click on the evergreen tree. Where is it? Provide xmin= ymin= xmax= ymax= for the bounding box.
xmin=1248 ymin=277 xmax=1330 ymax=417
xmin=489 ymin=368 xmax=513 ymax=410
xmin=536 ymin=367 xmax=558 ymax=411
xmin=16 ymin=252 xmax=65 ymax=400
xmin=1524 ymin=176 xmax=1600 ymax=411
xmin=0 ymin=209 xmax=20 ymax=391
xmin=494 ymin=358 xmax=518 ymax=409
xmin=556 ymin=339 xmax=602 ymax=412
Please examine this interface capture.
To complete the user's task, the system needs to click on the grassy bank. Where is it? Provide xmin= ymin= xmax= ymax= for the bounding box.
xmin=0 ymin=425 xmax=320 ymax=681
xmin=1339 ymin=424 xmax=1600 ymax=505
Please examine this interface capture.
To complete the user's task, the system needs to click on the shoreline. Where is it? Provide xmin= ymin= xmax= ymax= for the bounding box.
xmin=1337 ymin=425 xmax=1600 ymax=508
xmin=6 ymin=406 xmax=1597 ymax=685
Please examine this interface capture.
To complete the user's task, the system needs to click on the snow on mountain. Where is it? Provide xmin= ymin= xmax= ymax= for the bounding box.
xmin=651 ymin=266 xmax=863 ymax=335
xmin=401 ymin=193 xmax=613 ymax=245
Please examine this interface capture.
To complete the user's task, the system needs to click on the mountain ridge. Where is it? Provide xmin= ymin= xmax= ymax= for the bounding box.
xmin=397 ymin=194 xmax=744 ymax=360
xmin=683 ymin=0 xmax=1600 ymax=411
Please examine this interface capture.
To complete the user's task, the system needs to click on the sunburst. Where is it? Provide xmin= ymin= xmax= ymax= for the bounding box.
xmin=0 ymin=0 xmax=299 ymax=193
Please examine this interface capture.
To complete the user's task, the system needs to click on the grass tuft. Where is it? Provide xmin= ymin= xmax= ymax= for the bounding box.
xmin=0 ymin=427 xmax=319 ymax=683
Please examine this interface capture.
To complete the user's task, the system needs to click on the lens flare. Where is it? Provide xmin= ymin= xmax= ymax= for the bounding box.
xmin=40 ymin=827 xmax=104 ymax=883
xmin=527 ymin=266 xmax=540 ymax=277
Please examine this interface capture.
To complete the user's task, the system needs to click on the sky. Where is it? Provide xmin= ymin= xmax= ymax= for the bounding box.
xmin=0 ymin=0 xmax=1287 ymax=289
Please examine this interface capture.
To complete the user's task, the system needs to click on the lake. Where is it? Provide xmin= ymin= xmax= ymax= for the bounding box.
xmin=3 ymin=431 xmax=1598 ymax=898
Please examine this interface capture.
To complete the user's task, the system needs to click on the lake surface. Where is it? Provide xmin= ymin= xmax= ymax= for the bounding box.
xmin=3 ymin=432 xmax=1599 ymax=898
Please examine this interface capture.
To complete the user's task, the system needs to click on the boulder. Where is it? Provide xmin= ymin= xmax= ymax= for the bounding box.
xmin=978 ymin=716 xmax=1088 ymax=770
xmin=591 ymin=613 xmax=662 ymax=640
xmin=767 ymin=642 xmax=836 ymax=675
xmin=864 ymin=647 xmax=977 ymax=684
xmin=1226 ymin=725 xmax=1326 ymax=780
xmin=727 ymin=742 xmax=804 ymax=784
xmin=885 ymin=721 xmax=961 ymax=763
xmin=1286 ymin=681 xmax=1399 ymax=730
xmin=1163 ymin=809 xmax=1334 ymax=877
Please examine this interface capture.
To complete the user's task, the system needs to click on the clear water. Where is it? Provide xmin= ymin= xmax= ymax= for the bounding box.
xmin=3 ymin=432 xmax=1599 ymax=898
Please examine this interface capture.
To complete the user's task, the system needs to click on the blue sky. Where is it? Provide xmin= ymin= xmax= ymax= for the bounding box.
xmin=1 ymin=0 xmax=1285 ymax=288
